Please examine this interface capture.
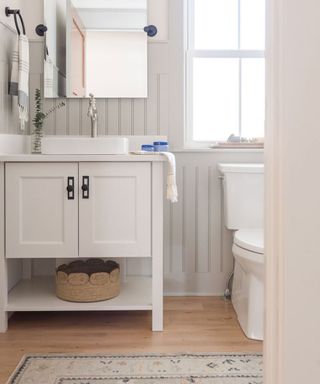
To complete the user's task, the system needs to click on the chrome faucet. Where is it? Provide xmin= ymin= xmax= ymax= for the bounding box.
xmin=88 ymin=93 xmax=98 ymax=138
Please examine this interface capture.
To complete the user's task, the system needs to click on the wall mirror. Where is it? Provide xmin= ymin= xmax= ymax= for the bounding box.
xmin=43 ymin=0 xmax=148 ymax=98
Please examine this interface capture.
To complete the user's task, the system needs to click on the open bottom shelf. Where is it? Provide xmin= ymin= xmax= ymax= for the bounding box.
xmin=6 ymin=276 xmax=152 ymax=312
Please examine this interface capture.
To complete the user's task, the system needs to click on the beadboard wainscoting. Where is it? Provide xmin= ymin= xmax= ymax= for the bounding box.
xmin=162 ymin=151 xmax=263 ymax=295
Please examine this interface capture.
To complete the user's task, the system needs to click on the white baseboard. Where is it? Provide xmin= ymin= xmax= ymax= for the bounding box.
xmin=164 ymin=292 xmax=224 ymax=297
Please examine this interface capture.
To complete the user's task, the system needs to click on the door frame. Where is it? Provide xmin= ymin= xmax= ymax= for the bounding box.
xmin=264 ymin=0 xmax=284 ymax=382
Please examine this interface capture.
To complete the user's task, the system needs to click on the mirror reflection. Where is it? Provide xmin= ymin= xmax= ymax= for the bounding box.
xmin=44 ymin=0 xmax=148 ymax=98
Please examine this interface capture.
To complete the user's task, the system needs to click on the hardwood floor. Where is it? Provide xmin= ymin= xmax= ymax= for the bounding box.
xmin=0 ymin=297 xmax=262 ymax=383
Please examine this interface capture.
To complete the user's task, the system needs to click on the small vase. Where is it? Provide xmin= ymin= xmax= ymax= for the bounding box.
xmin=32 ymin=125 xmax=44 ymax=154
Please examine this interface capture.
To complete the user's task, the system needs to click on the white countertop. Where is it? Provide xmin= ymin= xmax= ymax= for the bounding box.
xmin=0 ymin=154 xmax=166 ymax=162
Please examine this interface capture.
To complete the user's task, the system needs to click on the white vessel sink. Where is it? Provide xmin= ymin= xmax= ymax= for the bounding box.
xmin=41 ymin=136 xmax=129 ymax=155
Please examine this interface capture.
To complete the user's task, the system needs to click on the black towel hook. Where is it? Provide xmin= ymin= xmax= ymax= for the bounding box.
xmin=5 ymin=7 xmax=26 ymax=35
xmin=35 ymin=24 xmax=48 ymax=37
xmin=144 ymin=25 xmax=158 ymax=37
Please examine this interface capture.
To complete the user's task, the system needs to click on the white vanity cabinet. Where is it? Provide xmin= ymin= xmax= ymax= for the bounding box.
xmin=5 ymin=162 xmax=151 ymax=259
xmin=0 ymin=156 xmax=164 ymax=333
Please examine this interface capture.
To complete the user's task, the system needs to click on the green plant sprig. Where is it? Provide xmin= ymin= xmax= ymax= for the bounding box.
xmin=32 ymin=88 xmax=66 ymax=132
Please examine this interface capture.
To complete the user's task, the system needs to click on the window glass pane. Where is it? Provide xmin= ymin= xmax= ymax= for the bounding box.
xmin=194 ymin=0 xmax=238 ymax=49
xmin=240 ymin=0 xmax=265 ymax=49
xmin=192 ymin=58 xmax=239 ymax=142
xmin=241 ymin=58 xmax=265 ymax=138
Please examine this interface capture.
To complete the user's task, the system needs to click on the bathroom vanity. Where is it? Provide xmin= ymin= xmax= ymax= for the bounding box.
xmin=0 ymin=154 xmax=165 ymax=333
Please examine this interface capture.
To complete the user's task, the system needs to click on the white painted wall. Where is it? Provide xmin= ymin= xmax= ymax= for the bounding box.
xmin=0 ymin=0 xmax=23 ymax=30
xmin=20 ymin=1 xmax=43 ymax=40
xmin=265 ymin=0 xmax=320 ymax=382
xmin=148 ymin=0 xmax=168 ymax=42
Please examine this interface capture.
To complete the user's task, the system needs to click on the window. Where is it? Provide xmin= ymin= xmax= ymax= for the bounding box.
xmin=186 ymin=0 xmax=265 ymax=146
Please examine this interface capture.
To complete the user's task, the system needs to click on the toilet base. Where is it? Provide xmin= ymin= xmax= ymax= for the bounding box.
xmin=232 ymin=246 xmax=264 ymax=341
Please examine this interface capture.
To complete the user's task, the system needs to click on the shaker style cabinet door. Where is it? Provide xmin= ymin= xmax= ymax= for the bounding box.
xmin=79 ymin=162 xmax=151 ymax=258
xmin=5 ymin=163 xmax=78 ymax=258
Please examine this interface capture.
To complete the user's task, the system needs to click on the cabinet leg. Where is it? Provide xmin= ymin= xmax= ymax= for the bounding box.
xmin=152 ymin=223 xmax=163 ymax=332
xmin=0 ymin=311 xmax=8 ymax=333
xmin=151 ymin=162 xmax=164 ymax=332
xmin=0 ymin=259 xmax=8 ymax=333
xmin=152 ymin=305 xmax=163 ymax=332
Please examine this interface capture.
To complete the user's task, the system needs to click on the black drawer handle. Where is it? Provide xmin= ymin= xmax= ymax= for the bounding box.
xmin=82 ymin=176 xmax=89 ymax=199
xmin=66 ymin=177 xmax=75 ymax=200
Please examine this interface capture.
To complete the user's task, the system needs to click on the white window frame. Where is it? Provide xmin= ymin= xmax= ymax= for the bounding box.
xmin=185 ymin=0 xmax=265 ymax=148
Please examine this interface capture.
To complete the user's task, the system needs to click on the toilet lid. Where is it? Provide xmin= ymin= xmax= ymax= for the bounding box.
xmin=234 ymin=229 xmax=264 ymax=254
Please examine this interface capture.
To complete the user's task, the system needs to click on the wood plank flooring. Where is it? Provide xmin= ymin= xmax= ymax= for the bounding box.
xmin=0 ymin=297 xmax=262 ymax=383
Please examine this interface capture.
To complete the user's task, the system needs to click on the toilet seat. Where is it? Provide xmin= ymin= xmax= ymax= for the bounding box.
xmin=234 ymin=229 xmax=264 ymax=254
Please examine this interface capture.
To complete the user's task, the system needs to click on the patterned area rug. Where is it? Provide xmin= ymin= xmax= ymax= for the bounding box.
xmin=8 ymin=353 xmax=263 ymax=384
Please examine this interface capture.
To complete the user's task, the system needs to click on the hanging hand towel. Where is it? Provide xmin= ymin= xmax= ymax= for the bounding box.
xmin=9 ymin=35 xmax=29 ymax=131
xmin=130 ymin=151 xmax=178 ymax=203
xmin=160 ymin=152 xmax=178 ymax=203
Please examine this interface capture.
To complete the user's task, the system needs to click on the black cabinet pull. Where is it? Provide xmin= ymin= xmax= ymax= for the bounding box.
xmin=66 ymin=177 xmax=75 ymax=200
xmin=82 ymin=176 xmax=90 ymax=199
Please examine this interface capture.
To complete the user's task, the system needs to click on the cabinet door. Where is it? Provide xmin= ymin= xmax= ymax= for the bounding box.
xmin=6 ymin=163 xmax=78 ymax=258
xmin=79 ymin=162 xmax=151 ymax=258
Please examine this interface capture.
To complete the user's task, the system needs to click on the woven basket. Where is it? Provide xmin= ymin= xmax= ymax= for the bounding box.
xmin=56 ymin=259 xmax=120 ymax=303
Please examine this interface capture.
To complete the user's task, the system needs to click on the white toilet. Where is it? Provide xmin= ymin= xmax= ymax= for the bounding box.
xmin=218 ymin=163 xmax=264 ymax=341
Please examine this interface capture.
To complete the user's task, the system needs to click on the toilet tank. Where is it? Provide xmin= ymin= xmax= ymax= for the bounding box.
xmin=218 ymin=163 xmax=264 ymax=230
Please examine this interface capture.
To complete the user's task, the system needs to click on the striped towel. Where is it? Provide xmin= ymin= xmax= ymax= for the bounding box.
xmin=9 ymin=35 xmax=30 ymax=131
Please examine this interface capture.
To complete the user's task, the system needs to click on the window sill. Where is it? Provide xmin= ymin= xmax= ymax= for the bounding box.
xmin=210 ymin=144 xmax=264 ymax=150
xmin=174 ymin=140 xmax=264 ymax=152
xmin=172 ymin=147 xmax=264 ymax=154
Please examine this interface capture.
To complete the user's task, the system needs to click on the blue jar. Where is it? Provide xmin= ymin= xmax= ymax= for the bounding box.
xmin=153 ymin=141 xmax=169 ymax=152
xmin=141 ymin=144 xmax=155 ymax=152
